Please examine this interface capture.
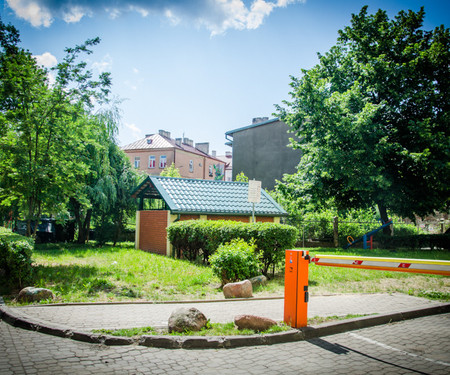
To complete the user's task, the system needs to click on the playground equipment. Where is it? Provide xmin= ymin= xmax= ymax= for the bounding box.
xmin=345 ymin=219 xmax=393 ymax=250
xmin=284 ymin=250 xmax=450 ymax=328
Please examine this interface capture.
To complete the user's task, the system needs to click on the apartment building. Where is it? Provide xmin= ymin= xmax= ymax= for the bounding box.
xmin=122 ymin=130 xmax=225 ymax=180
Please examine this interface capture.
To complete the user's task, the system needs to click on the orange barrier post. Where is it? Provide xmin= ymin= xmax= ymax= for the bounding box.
xmin=284 ymin=250 xmax=310 ymax=328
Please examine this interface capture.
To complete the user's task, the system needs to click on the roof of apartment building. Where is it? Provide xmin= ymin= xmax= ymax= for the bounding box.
xmin=225 ymin=117 xmax=280 ymax=136
xmin=131 ymin=176 xmax=287 ymax=217
xmin=122 ymin=130 xmax=223 ymax=162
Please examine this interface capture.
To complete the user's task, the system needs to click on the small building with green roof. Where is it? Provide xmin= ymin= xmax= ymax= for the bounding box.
xmin=131 ymin=176 xmax=288 ymax=255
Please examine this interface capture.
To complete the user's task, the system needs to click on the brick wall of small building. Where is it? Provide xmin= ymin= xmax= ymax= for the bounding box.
xmin=137 ymin=211 xmax=278 ymax=256
xmin=138 ymin=210 xmax=168 ymax=255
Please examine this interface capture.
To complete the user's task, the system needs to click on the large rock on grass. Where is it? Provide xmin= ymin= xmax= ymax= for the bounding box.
xmin=234 ymin=314 xmax=277 ymax=332
xmin=17 ymin=287 xmax=55 ymax=303
xmin=168 ymin=307 xmax=208 ymax=333
xmin=223 ymin=280 xmax=253 ymax=299
xmin=249 ymin=275 xmax=268 ymax=288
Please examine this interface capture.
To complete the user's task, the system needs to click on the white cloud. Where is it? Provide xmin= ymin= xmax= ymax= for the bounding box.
xmin=33 ymin=51 xmax=57 ymax=67
xmin=92 ymin=54 xmax=113 ymax=74
xmin=7 ymin=0 xmax=52 ymax=27
xmin=164 ymin=9 xmax=181 ymax=26
xmin=33 ymin=52 xmax=57 ymax=86
xmin=62 ymin=6 xmax=86 ymax=23
xmin=130 ymin=5 xmax=149 ymax=18
xmin=125 ymin=122 xmax=142 ymax=138
xmin=6 ymin=0 xmax=304 ymax=35
xmin=133 ymin=68 xmax=139 ymax=74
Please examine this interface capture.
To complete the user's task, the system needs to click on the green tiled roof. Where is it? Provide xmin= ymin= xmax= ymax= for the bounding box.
xmin=132 ymin=176 xmax=287 ymax=217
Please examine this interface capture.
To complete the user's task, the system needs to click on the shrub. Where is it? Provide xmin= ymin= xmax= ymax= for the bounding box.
xmin=209 ymin=239 xmax=260 ymax=286
xmin=167 ymin=220 xmax=298 ymax=276
xmin=0 ymin=228 xmax=34 ymax=290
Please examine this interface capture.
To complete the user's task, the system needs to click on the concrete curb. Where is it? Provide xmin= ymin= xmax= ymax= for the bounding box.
xmin=1 ymin=299 xmax=449 ymax=349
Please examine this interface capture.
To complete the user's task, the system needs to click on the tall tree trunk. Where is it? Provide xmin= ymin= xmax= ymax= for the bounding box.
xmin=84 ymin=209 xmax=92 ymax=242
xmin=71 ymin=199 xmax=90 ymax=244
xmin=377 ymin=202 xmax=392 ymax=235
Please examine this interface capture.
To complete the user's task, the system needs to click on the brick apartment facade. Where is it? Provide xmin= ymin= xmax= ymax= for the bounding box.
xmin=122 ymin=130 xmax=225 ymax=180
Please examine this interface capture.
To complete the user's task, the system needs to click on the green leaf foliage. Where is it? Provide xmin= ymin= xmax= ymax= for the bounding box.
xmin=275 ymin=6 xmax=450 ymax=222
xmin=167 ymin=220 xmax=298 ymax=276
xmin=0 ymin=227 xmax=34 ymax=291
xmin=160 ymin=163 xmax=182 ymax=178
xmin=0 ymin=21 xmax=137 ymax=243
xmin=209 ymin=239 xmax=260 ymax=286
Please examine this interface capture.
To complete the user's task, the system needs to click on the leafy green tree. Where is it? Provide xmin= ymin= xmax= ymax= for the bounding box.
xmin=235 ymin=172 xmax=249 ymax=183
xmin=276 ymin=6 xmax=450 ymax=229
xmin=0 ymin=22 xmax=97 ymax=236
xmin=213 ymin=164 xmax=224 ymax=180
xmin=160 ymin=163 xmax=181 ymax=177
xmin=0 ymin=20 xmax=115 ymax=239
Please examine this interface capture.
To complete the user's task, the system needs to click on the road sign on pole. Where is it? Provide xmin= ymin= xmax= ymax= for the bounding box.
xmin=248 ymin=180 xmax=261 ymax=203
xmin=248 ymin=180 xmax=261 ymax=223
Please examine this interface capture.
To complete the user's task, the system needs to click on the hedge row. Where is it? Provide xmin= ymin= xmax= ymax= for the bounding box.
xmin=166 ymin=220 xmax=299 ymax=276
xmin=0 ymin=227 xmax=34 ymax=291
xmin=379 ymin=234 xmax=450 ymax=250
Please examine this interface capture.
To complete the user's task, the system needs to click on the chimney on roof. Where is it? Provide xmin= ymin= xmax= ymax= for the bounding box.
xmin=175 ymin=138 xmax=182 ymax=146
xmin=195 ymin=142 xmax=209 ymax=155
xmin=225 ymin=151 xmax=232 ymax=158
xmin=183 ymin=137 xmax=193 ymax=147
xmin=211 ymin=150 xmax=217 ymax=157
xmin=145 ymin=134 xmax=153 ymax=137
xmin=158 ymin=130 xmax=171 ymax=139
xmin=252 ymin=117 xmax=269 ymax=124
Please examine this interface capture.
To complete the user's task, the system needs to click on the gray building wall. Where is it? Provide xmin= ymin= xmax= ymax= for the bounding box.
xmin=229 ymin=119 xmax=301 ymax=190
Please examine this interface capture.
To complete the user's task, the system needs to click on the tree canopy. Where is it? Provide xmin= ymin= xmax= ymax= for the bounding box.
xmin=0 ymin=20 xmax=138 ymax=241
xmin=275 ymin=6 xmax=450 ymax=223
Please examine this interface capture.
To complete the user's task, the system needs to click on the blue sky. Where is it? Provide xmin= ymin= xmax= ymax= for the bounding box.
xmin=1 ymin=0 xmax=448 ymax=155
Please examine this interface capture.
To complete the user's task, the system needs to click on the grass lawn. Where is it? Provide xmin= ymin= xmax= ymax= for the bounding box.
xmin=6 ymin=242 xmax=449 ymax=304
xmin=257 ymin=248 xmax=450 ymax=301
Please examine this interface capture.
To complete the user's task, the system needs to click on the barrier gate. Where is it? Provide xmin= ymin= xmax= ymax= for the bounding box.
xmin=283 ymin=250 xmax=450 ymax=328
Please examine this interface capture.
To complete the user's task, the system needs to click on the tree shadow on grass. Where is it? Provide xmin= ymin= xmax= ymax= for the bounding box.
xmin=32 ymin=264 xmax=106 ymax=296
xmin=33 ymin=242 xmax=133 ymax=256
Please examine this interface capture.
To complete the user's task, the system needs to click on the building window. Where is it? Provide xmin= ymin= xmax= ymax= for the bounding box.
xmin=134 ymin=156 xmax=140 ymax=169
xmin=189 ymin=160 xmax=194 ymax=172
xmin=208 ymin=165 xmax=213 ymax=177
xmin=159 ymin=155 xmax=167 ymax=169
xmin=148 ymin=155 xmax=156 ymax=168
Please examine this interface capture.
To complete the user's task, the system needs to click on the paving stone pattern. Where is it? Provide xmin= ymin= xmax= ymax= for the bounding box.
xmin=1 ymin=314 xmax=449 ymax=374
xmin=9 ymin=293 xmax=444 ymax=330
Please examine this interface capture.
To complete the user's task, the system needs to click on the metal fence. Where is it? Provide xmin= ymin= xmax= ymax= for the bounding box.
xmin=297 ymin=217 xmax=450 ymax=248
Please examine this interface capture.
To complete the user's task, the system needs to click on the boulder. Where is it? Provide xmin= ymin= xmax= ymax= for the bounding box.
xmin=168 ymin=307 xmax=208 ymax=333
xmin=223 ymin=280 xmax=253 ymax=299
xmin=17 ymin=287 xmax=55 ymax=303
xmin=234 ymin=314 xmax=277 ymax=332
xmin=249 ymin=275 xmax=268 ymax=288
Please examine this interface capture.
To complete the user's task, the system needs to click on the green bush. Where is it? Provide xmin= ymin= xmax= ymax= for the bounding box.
xmin=0 ymin=228 xmax=34 ymax=291
xmin=167 ymin=220 xmax=298 ymax=276
xmin=209 ymin=239 xmax=260 ymax=286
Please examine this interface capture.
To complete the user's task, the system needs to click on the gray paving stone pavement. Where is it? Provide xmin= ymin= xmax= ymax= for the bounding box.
xmin=7 ymin=293 xmax=446 ymax=330
xmin=1 ymin=313 xmax=449 ymax=374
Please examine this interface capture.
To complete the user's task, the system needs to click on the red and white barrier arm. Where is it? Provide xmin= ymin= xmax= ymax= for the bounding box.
xmin=311 ymin=255 xmax=450 ymax=276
